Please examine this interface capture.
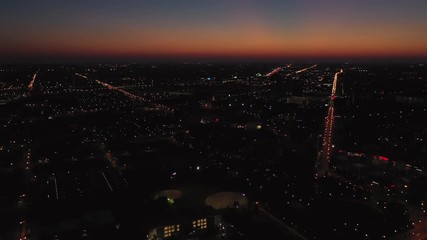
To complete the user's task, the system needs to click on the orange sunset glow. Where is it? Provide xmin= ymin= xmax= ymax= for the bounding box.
xmin=1 ymin=0 xmax=427 ymax=61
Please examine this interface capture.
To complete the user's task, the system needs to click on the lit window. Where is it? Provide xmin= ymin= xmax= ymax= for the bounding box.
xmin=164 ymin=225 xmax=178 ymax=238
xmin=193 ymin=218 xmax=208 ymax=229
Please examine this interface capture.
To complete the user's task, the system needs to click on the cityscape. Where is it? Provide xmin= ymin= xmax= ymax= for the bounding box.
xmin=1 ymin=1 xmax=427 ymax=240
xmin=1 ymin=63 xmax=426 ymax=239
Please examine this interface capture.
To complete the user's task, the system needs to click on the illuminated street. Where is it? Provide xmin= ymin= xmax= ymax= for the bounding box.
xmin=28 ymin=70 xmax=39 ymax=92
xmin=317 ymin=70 xmax=342 ymax=177
xmin=1 ymin=1 xmax=426 ymax=239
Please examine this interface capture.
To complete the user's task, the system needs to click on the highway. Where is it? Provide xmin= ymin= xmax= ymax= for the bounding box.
xmin=294 ymin=64 xmax=318 ymax=75
xmin=28 ymin=69 xmax=39 ymax=92
xmin=75 ymin=73 xmax=146 ymax=101
xmin=75 ymin=73 xmax=172 ymax=112
xmin=266 ymin=66 xmax=287 ymax=77
xmin=266 ymin=64 xmax=317 ymax=77
xmin=317 ymin=69 xmax=343 ymax=177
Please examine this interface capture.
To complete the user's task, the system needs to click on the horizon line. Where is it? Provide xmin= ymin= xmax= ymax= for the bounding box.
xmin=1 ymin=54 xmax=426 ymax=65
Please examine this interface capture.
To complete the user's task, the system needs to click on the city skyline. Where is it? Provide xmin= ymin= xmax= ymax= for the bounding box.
xmin=1 ymin=1 xmax=427 ymax=239
xmin=1 ymin=0 xmax=427 ymax=63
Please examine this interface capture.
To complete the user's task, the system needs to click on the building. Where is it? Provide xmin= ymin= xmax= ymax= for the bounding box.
xmin=145 ymin=187 xmax=248 ymax=240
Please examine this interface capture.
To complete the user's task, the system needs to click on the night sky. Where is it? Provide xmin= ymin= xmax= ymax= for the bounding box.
xmin=1 ymin=0 xmax=427 ymax=62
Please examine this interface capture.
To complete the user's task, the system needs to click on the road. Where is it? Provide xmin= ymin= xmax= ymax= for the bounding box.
xmin=101 ymin=171 xmax=114 ymax=192
xmin=294 ymin=64 xmax=318 ymax=75
xmin=266 ymin=64 xmax=317 ymax=77
xmin=317 ymin=69 xmax=343 ymax=177
xmin=75 ymin=73 xmax=146 ymax=101
xmin=266 ymin=64 xmax=291 ymax=77
xmin=75 ymin=73 xmax=172 ymax=112
xmin=257 ymin=206 xmax=308 ymax=240
xmin=28 ymin=69 xmax=39 ymax=92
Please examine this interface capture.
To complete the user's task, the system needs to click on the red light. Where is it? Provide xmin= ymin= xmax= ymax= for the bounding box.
xmin=215 ymin=118 xmax=219 ymax=123
xmin=378 ymin=156 xmax=389 ymax=161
